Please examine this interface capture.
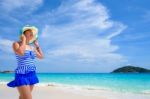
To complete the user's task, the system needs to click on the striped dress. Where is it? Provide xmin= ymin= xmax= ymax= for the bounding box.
xmin=15 ymin=48 xmax=37 ymax=74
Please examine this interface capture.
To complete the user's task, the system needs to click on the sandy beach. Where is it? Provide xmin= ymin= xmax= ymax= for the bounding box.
xmin=0 ymin=84 xmax=103 ymax=99
xmin=0 ymin=84 xmax=150 ymax=99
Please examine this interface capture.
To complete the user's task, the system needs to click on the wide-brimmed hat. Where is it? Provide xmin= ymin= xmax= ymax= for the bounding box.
xmin=20 ymin=25 xmax=38 ymax=44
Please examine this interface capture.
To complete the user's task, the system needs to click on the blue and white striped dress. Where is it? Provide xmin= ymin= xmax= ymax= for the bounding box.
xmin=15 ymin=48 xmax=37 ymax=74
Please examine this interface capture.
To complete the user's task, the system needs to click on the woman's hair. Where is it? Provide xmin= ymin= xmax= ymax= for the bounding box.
xmin=23 ymin=29 xmax=32 ymax=35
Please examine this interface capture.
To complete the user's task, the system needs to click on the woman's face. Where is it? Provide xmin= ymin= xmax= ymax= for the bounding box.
xmin=24 ymin=29 xmax=33 ymax=41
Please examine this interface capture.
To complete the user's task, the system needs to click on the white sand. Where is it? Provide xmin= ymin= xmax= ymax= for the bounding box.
xmin=0 ymin=84 xmax=150 ymax=99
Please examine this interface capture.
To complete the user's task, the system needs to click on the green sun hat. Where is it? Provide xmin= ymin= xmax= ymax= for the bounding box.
xmin=20 ymin=25 xmax=38 ymax=44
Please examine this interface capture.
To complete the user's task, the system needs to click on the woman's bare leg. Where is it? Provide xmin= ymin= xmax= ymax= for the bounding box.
xmin=17 ymin=85 xmax=32 ymax=99
xmin=30 ymin=85 xmax=34 ymax=92
xmin=19 ymin=95 xmax=22 ymax=99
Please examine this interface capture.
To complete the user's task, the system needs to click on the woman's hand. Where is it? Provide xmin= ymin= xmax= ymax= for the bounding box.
xmin=33 ymin=40 xmax=44 ymax=59
xmin=33 ymin=40 xmax=39 ymax=47
xmin=20 ymin=34 xmax=26 ymax=43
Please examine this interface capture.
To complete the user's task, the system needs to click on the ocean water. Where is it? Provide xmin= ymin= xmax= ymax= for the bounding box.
xmin=0 ymin=73 xmax=150 ymax=94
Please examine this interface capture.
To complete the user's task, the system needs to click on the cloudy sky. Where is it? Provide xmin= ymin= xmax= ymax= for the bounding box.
xmin=0 ymin=0 xmax=150 ymax=73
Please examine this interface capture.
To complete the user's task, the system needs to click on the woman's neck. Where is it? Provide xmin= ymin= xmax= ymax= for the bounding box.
xmin=26 ymin=40 xmax=30 ymax=45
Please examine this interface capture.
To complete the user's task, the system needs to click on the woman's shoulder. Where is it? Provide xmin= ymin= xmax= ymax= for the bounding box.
xmin=12 ymin=41 xmax=23 ymax=50
xmin=12 ymin=41 xmax=20 ymax=52
xmin=13 ymin=41 xmax=21 ymax=45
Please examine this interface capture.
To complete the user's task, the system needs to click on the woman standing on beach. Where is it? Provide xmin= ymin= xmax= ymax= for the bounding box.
xmin=7 ymin=25 xmax=43 ymax=99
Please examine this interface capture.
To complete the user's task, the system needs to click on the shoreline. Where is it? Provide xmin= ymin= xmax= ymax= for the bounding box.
xmin=1 ymin=81 xmax=150 ymax=94
xmin=0 ymin=83 xmax=150 ymax=99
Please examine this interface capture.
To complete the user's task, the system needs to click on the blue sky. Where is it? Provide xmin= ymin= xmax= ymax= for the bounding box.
xmin=0 ymin=0 xmax=150 ymax=73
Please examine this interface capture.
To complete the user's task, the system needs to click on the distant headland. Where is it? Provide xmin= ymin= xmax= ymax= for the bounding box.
xmin=112 ymin=65 xmax=150 ymax=73
xmin=0 ymin=70 xmax=14 ymax=73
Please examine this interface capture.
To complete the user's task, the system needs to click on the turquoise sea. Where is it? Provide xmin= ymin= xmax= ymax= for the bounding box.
xmin=0 ymin=73 xmax=150 ymax=94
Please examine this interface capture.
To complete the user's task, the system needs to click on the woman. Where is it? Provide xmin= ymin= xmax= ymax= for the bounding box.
xmin=7 ymin=25 xmax=44 ymax=99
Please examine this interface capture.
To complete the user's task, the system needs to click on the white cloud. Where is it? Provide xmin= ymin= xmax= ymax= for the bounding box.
xmin=0 ymin=37 xmax=14 ymax=53
xmin=1 ymin=0 xmax=43 ymax=13
xmin=47 ymin=39 xmax=125 ymax=63
xmin=40 ymin=0 xmax=127 ymax=65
